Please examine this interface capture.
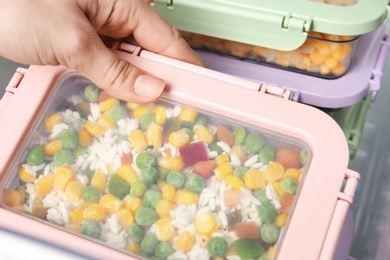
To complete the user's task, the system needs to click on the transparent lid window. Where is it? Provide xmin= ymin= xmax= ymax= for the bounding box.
xmin=0 ymin=72 xmax=312 ymax=259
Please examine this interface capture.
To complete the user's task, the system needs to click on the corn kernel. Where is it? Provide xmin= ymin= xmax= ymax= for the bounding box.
xmin=65 ymin=180 xmax=84 ymax=202
xmin=99 ymin=193 xmax=124 ymax=214
xmin=69 ymin=202 xmax=90 ymax=224
xmin=97 ymin=113 xmax=116 ymax=131
xmin=178 ymin=108 xmax=198 ymax=123
xmin=126 ymin=241 xmax=141 ymax=254
xmin=155 ymin=199 xmax=175 ymax=218
xmin=215 ymin=154 xmax=230 ymax=165
xmin=85 ymin=121 xmax=105 ymax=137
xmin=268 ymin=245 xmax=277 ymax=259
xmin=169 ymin=130 xmax=190 ymax=148
xmin=77 ymin=128 xmax=92 ymax=147
xmin=133 ymin=105 xmax=150 ymax=119
xmin=126 ymin=102 xmax=140 ymax=110
xmin=91 ymin=170 xmax=107 ymax=192
xmin=225 ymin=175 xmax=245 ymax=190
xmin=175 ymin=190 xmax=199 ymax=205
xmin=264 ymin=162 xmax=285 ymax=184
xmin=44 ymin=113 xmax=62 ymax=132
xmin=146 ymin=122 xmax=163 ymax=149
xmin=123 ymin=195 xmax=143 ymax=215
xmin=155 ymin=106 xmax=167 ymax=125
xmin=43 ymin=139 xmax=63 ymax=156
xmin=18 ymin=165 xmax=37 ymax=183
xmin=161 ymin=183 xmax=176 ymax=202
xmin=116 ymin=208 xmax=134 ymax=229
xmin=99 ymin=97 xmax=119 ymax=112
xmin=275 ymin=213 xmax=287 ymax=228
xmin=155 ymin=218 xmax=176 ymax=241
xmin=193 ymin=125 xmax=214 ymax=144
xmin=158 ymin=156 xmax=184 ymax=171
xmin=53 ymin=164 xmax=75 ymax=191
xmin=173 ymin=232 xmax=195 ymax=253
xmin=195 ymin=210 xmax=217 ymax=235
xmin=196 ymin=234 xmax=209 ymax=248
xmin=66 ymin=223 xmax=81 ymax=233
xmin=118 ymin=165 xmax=139 ymax=185
xmin=83 ymin=203 xmax=106 ymax=221
xmin=283 ymin=168 xmax=300 ymax=180
xmin=214 ymin=162 xmax=233 ymax=181
xmin=128 ymin=129 xmax=147 ymax=152
xmin=244 ymin=168 xmax=265 ymax=189
xmin=2 ymin=189 xmax=22 ymax=207
xmin=34 ymin=174 xmax=55 ymax=196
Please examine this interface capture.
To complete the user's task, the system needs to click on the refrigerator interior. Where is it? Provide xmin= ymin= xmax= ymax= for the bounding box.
xmin=0 ymin=37 xmax=390 ymax=259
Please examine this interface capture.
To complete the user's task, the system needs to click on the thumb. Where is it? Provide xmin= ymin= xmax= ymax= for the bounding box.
xmin=67 ymin=35 xmax=165 ymax=103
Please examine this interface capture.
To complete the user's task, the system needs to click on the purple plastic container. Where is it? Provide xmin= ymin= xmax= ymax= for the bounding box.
xmin=197 ymin=24 xmax=390 ymax=108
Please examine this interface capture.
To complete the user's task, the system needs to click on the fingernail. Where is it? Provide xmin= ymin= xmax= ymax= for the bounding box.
xmin=134 ymin=74 xmax=165 ymax=99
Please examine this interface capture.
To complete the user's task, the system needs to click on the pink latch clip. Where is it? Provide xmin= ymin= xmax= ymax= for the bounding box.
xmin=259 ymin=83 xmax=291 ymax=100
xmin=338 ymin=169 xmax=360 ymax=204
xmin=5 ymin=67 xmax=27 ymax=94
xmin=113 ymin=42 xmax=143 ymax=56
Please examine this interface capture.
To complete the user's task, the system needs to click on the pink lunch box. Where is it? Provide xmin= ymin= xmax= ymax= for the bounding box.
xmin=0 ymin=43 xmax=359 ymax=259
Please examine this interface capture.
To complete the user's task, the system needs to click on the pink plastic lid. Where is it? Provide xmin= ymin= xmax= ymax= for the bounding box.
xmin=0 ymin=43 xmax=359 ymax=259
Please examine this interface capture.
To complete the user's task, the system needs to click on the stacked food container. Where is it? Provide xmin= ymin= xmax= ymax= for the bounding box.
xmin=0 ymin=0 xmax=389 ymax=260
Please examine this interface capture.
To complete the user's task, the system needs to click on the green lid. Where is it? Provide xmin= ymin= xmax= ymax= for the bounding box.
xmin=152 ymin=0 xmax=389 ymax=50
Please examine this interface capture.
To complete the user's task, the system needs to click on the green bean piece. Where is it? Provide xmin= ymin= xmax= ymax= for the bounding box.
xmin=158 ymin=167 xmax=170 ymax=182
xmin=300 ymin=149 xmax=308 ymax=165
xmin=155 ymin=241 xmax=175 ymax=260
xmin=253 ymin=189 xmax=269 ymax=204
xmin=139 ymin=113 xmax=155 ymax=129
xmin=53 ymin=149 xmax=74 ymax=166
xmin=233 ymin=165 xmax=248 ymax=180
xmin=73 ymin=145 xmax=88 ymax=156
xmin=108 ymin=105 xmax=129 ymax=123
xmin=207 ymin=237 xmax=228 ymax=257
xmin=190 ymin=115 xmax=207 ymax=129
xmin=259 ymin=146 xmax=276 ymax=164
xmin=208 ymin=142 xmax=223 ymax=155
xmin=258 ymin=202 xmax=277 ymax=223
xmin=130 ymin=180 xmax=147 ymax=197
xmin=142 ymin=189 xmax=162 ymax=208
xmin=84 ymin=84 xmax=99 ymax=102
xmin=233 ymin=127 xmax=246 ymax=145
xmin=80 ymin=220 xmax=102 ymax=239
xmin=26 ymin=146 xmax=46 ymax=165
xmin=166 ymin=171 xmax=186 ymax=189
xmin=60 ymin=130 xmax=78 ymax=150
xmin=135 ymin=206 xmax=158 ymax=226
xmin=280 ymin=177 xmax=298 ymax=195
xmin=140 ymin=167 xmax=159 ymax=184
xmin=116 ymin=134 xmax=128 ymax=144
xmin=136 ymin=152 xmax=157 ymax=169
xmin=244 ymin=133 xmax=264 ymax=154
xmin=108 ymin=174 xmax=130 ymax=199
xmin=82 ymin=186 xmax=100 ymax=202
xmin=184 ymin=173 xmax=206 ymax=194
xmin=260 ymin=223 xmax=280 ymax=244
xmin=233 ymin=239 xmax=264 ymax=260
xmin=73 ymin=118 xmax=87 ymax=131
xmin=127 ymin=223 xmax=145 ymax=242
xmin=140 ymin=233 xmax=159 ymax=255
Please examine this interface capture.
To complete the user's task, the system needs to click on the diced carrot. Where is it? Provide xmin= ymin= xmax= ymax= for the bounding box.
xmin=223 ymin=189 xmax=242 ymax=208
xmin=276 ymin=147 xmax=301 ymax=168
xmin=192 ymin=160 xmax=218 ymax=179
xmin=279 ymin=194 xmax=295 ymax=214
xmin=121 ymin=153 xmax=133 ymax=165
xmin=235 ymin=222 xmax=259 ymax=239
xmin=217 ymin=125 xmax=234 ymax=146
xmin=98 ymin=91 xmax=113 ymax=103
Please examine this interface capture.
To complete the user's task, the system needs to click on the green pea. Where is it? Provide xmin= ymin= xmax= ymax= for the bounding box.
xmin=155 ymin=241 xmax=175 ymax=260
xmin=136 ymin=152 xmax=157 ymax=169
xmin=184 ymin=173 xmax=206 ymax=194
xmin=135 ymin=206 xmax=158 ymax=226
xmin=300 ymin=149 xmax=308 ymax=165
xmin=258 ymin=202 xmax=277 ymax=223
xmin=207 ymin=237 xmax=228 ymax=257
xmin=84 ymin=84 xmax=99 ymax=102
xmin=127 ymin=223 xmax=144 ymax=242
xmin=190 ymin=115 xmax=207 ymax=129
xmin=74 ymin=145 xmax=88 ymax=156
xmin=80 ymin=220 xmax=102 ymax=239
xmin=259 ymin=146 xmax=276 ymax=164
xmin=141 ymin=233 xmax=159 ymax=255
xmin=60 ymin=130 xmax=78 ymax=150
xmin=259 ymin=252 xmax=270 ymax=260
xmin=53 ymin=149 xmax=74 ymax=166
xmin=108 ymin=174 xmax=130 ymax=199
xmin=142 ymin=189 xmax=162 ymax=208
xmin=26 ymin=146 xmax=45 ymax=165
xmin=233 ymin=165 xmax=248 ymax=180
xmin=82 ymin=186 xmax=100 ymax=202
xmin=209 ymin=142 xmax=223 ymax=155
xmin=233 ymin=127 xmax=246 ymax=145
xmin=108 ymin=105 xmax=129 ymax=123
xmin=139 ymin=113 xmax=155 ymax=129
xmin=280 ymin=177 xmax=298 ymax=195
xmin=244 ymin=133 xmax=264 ymax=154
xmin=260 ymin=223 xmax=280 ymax=244
xmin=130 ymin=180 xmax=147 ymax=197
xmin=140 ymin=167 xmax=159 ymax=184
xmin=166 ymin=171 xmax=186 ymax=189
xmin=232 ymin=239 xmax=264 ymax=260
xmin=253 ymin=189 xmax=269 ymax=204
